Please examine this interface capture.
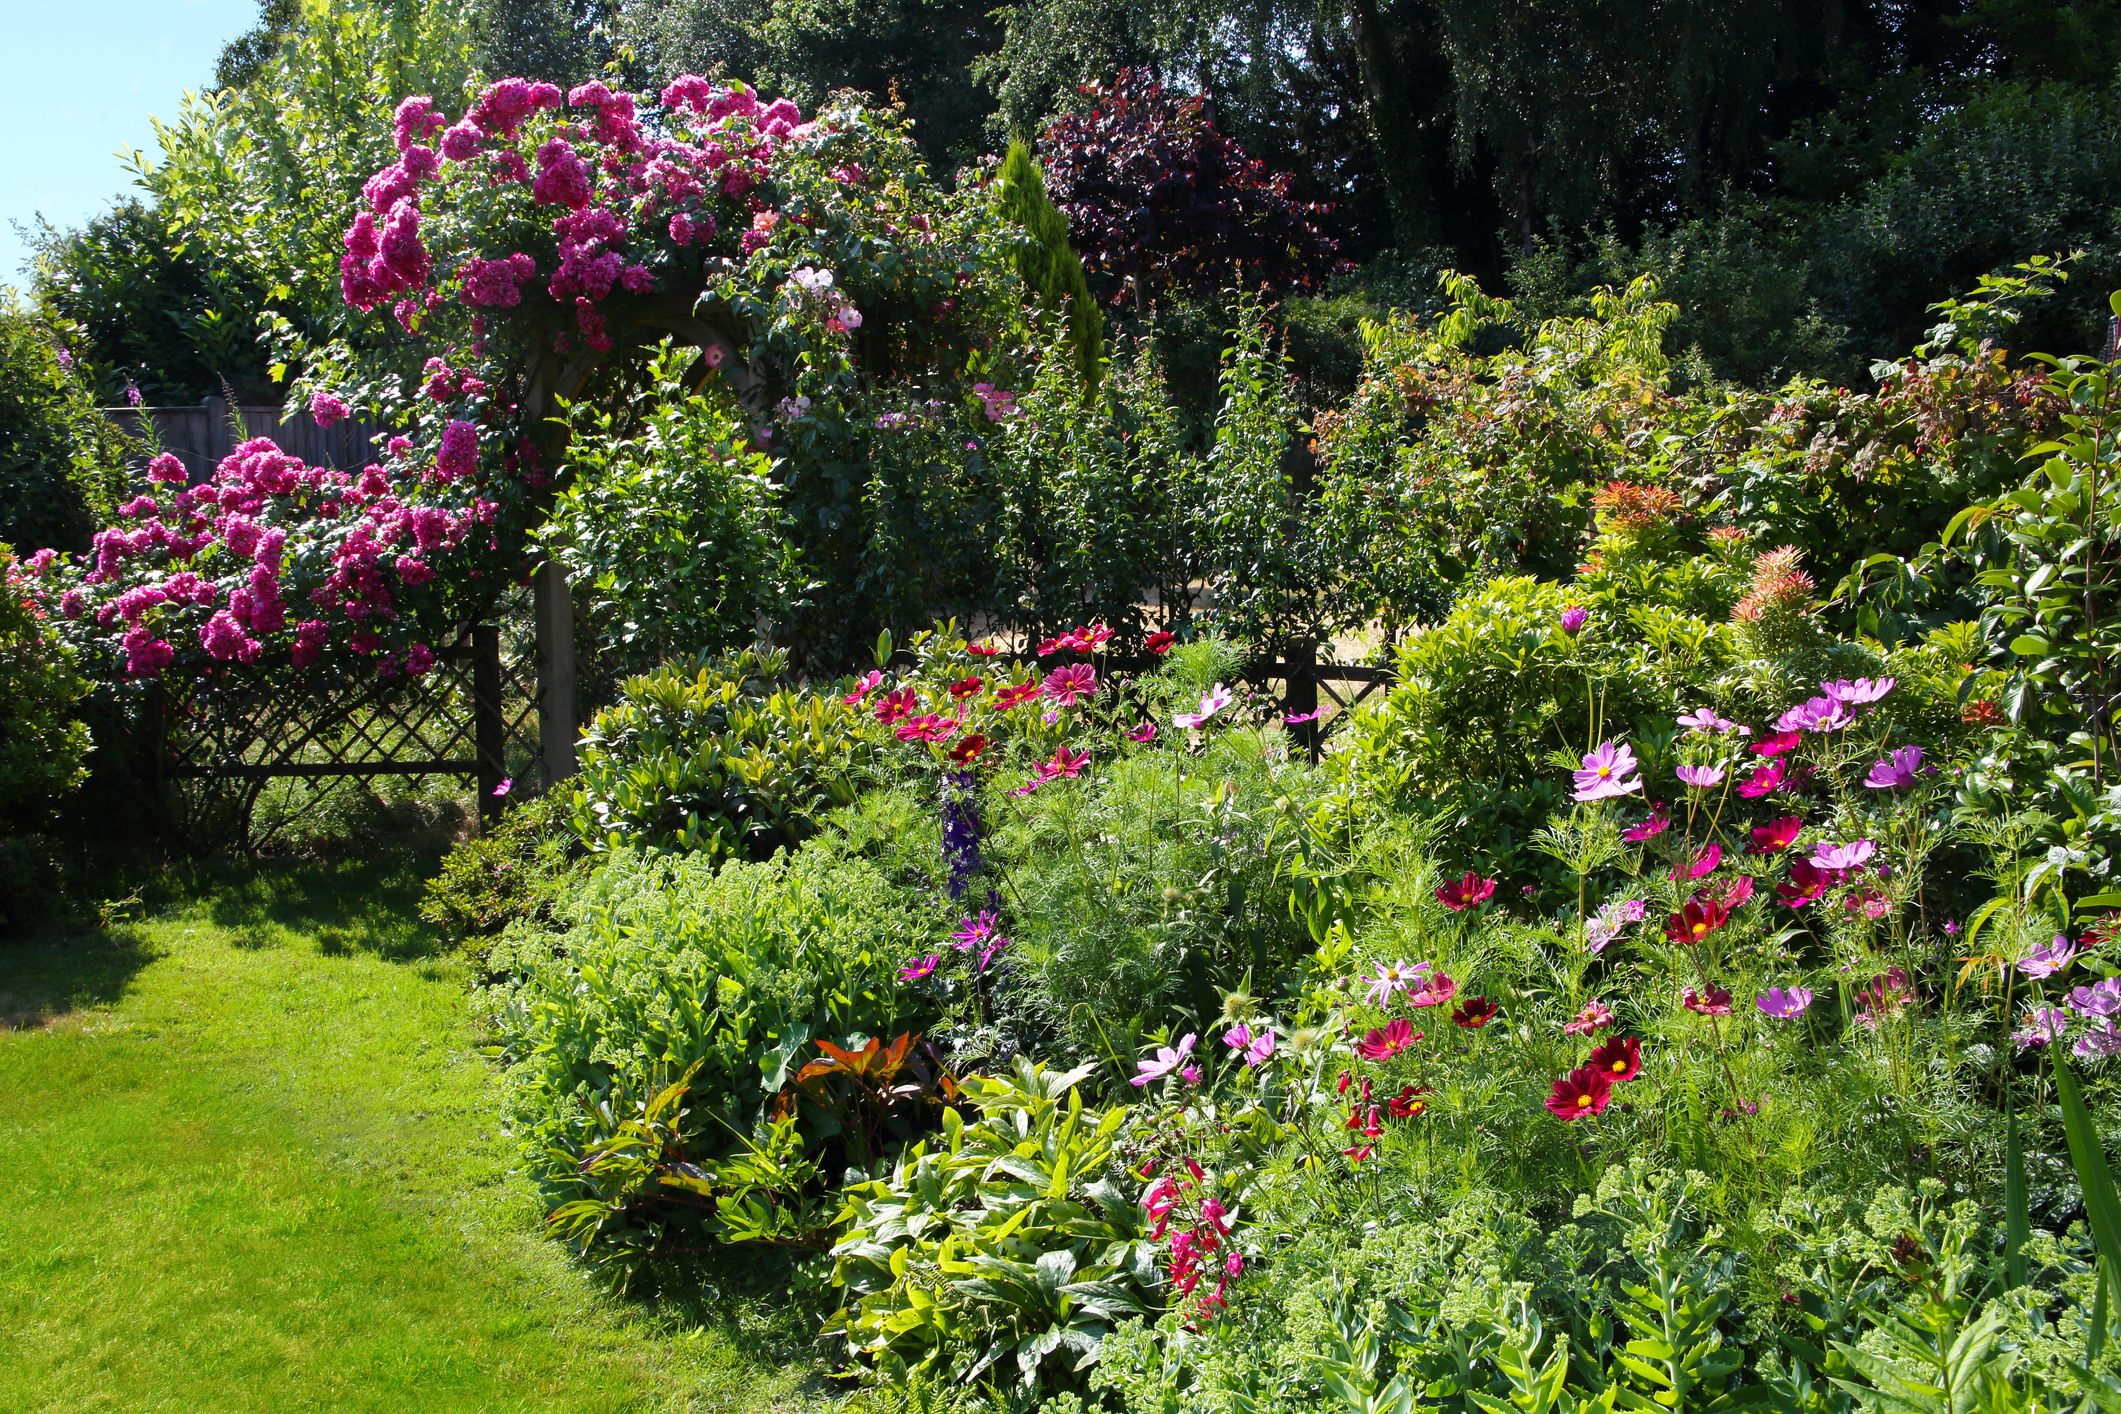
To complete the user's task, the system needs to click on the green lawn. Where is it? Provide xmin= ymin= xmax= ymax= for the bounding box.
xmin=0 ymin=858 xmax=826 ymax=1412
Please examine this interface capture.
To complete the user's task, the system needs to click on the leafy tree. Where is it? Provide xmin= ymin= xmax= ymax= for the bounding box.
xmin=0 ymin=298 xmax=130 ymax=555
xmin=1039 ymin=70 xmax=1342 ymax=308
xmin=994 ymin=140 xmax=1102 ymax=386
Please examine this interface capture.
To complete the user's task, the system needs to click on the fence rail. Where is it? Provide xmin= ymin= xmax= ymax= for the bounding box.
xmin=104 ymin=397 xmax=383 ymax=480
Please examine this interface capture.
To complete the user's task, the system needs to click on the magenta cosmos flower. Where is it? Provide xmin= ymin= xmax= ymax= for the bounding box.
xmin=1042 ymin=663 xmax=1098 ymax=706
xmin=1864 ymin=745 xmax=1925 ymax=790
xmin=2019 ymin=935 xmax=2076 ymax=979
xmin=1223 ymin=1023 xmax=1276 ymax=1067
xmin=899 ymin=953 xmax=940 ymax=982
xmin=1756 ymin=985 xmax=1813 ymax=1019
xmin=1130 ymin=1033 xmax=1198 ymax=1086
xmin=1573 ymin=741 xmax=1643 ymax=801
xmin=1435 ymin=871 xmax=1497 ymax=911
xmin=1623 ymin=805 xmax=1670 ymax=842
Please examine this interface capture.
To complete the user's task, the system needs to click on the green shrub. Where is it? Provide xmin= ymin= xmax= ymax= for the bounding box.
xmin=0 ymin=546 xmax=91 ymax=933
xmin=490 ymin=840 xmax=939 ymax=1277
xmin=417 ymin=793 xmax=579 ymax=969
xmin=566 ymin=647 xmax=875 ymax=858
xmin=540 ymin=346 xmax=796 ymax=691
xmin=0 ymin=301 xmax=130 ymax=556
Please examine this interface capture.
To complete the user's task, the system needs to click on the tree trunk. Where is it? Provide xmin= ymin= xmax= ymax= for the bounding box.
xmin=1346 ymin=0 xmax=1436 ymax=247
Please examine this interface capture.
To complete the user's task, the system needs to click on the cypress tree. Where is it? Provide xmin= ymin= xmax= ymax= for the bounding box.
xmin=996 ymin=138 xmax=1104 ymax=388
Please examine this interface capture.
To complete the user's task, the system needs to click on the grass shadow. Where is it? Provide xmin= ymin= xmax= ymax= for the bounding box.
xmin=0 ymin=926 xmax=156 ymax=1030
xmin=198 ymin=845 xmax=447 ymax=963
xmin=634 ymin=1246 xmax=852 ymax=1401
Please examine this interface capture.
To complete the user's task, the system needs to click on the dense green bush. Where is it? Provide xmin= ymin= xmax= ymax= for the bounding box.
xmin=417 ymin=792 xmax=579 ymax=969
xmin=0 ymin=547 xmax=92 ymax=932
xmin=490 ymin=839 xmax=939 ymax=1277
xmin=567 ymin=647 xmax=875 ymax=858
xmin=0 ymin=302 xmax=131 ymax=556
xmin=541 ymin=346 xmax=796 ymax=690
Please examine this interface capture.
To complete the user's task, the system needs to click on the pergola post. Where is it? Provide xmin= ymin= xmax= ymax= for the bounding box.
xmin=534 ymin=558 xmax=577 ymax=788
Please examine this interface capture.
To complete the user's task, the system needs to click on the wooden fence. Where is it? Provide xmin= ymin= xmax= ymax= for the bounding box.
xmin=103 ymin=397 xmax=382 ymax=480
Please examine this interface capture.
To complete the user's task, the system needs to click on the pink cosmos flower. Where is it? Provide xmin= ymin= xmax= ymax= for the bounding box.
xmin=1127 ymin=721 xmax=1158 ymax=744
xmin=1041 ymin=745 xmax=1090 ymax=779
xmin=1584 ymin=897 xmax=1646 ymax=954
xmin=2014 ymin=1006 xmax=2070 ymax=1050
xmin=1407 ymin=970 xmax=1457 ymax=1008
xmin=1223 ymin=1024 xmax=1276 ymax=1067
xmin=1810 ymin=839 xmax=1875 ymax=872
xmin=1676 ymin=764 xmax=1726 ymax=788
xmin=1175 ymin=684 xmax=1234 ymax=730
xmin=899 ymin=954 xmax=940 ymax=982
xmin=492 ymin=778 xmax=513 ymax=798
xmin=2019 ymin=935 xmax=2076 ymax=979
xmin=952 ymin=912 xmax=1002 ymax=952
xmin=2068 ymin=977 xmax=2121 ymax=1017
xmin=1283 ymin=710 xmax=1321 ymax=726
xmin=1670 ymin=843 xmax=1722 ymax=881
xmin=1776 ymin=695 xmax=1852 ymax=734
xmin=1361 ymin=959 xmax=1427 ymax=1007
xmin=1042 ymin=663 xmax=1098 ymax=705
xmin=1864 ymin=745 xmax=1925 ymax=790
xmin=1683 ymin=984 xmax=1735 ymax=1016
xmin=1573 ymin=741 xmax=1643 ymax=801
xmin=1821 ymin=676 xmax=1894 ymax=705
xmin=1131 ymin=1033 xmax=1198 ymax=1086
xmin=841 ymin=669 xmax=883 ymax=706
xmin=1677 ymin=707 xmax=1748 ymax=736
xmin=1757 ymin=985 xmax=1813 ymax=1019
xmin=2074 ymin=1019 xmax=2121 ymax=1059
xmin=1564 ymin=999 xmax=1614 ymax=1036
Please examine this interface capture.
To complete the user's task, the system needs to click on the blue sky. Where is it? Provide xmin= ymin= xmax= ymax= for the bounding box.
xmin=1 ymin=0 xmax=258 ymax=289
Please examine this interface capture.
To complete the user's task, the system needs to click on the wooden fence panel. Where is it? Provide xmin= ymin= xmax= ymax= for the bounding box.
xmin=104 ymin=398 xmax=382 ymax=481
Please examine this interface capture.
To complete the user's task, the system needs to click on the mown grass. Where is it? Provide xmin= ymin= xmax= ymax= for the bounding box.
xmin=0 ymin=854 xmax=828 ymax=1412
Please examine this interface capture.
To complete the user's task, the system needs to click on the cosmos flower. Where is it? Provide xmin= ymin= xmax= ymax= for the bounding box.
xmin=947 ymin=732 xmax=989 ymax=764
xmin=994 ymin=681 xmax=1044 ymax=711
xmin=1776 ymin=857 xmax=1832 ymax=907
xmin=2067 ymin=977 xmax=2121 ymax=1018
xmin=1126 ymin=720 xmax=1158 ymax=744
xmin=1145 ymin=630 xmax=1176 ymax=654
xmin=1751 ymin=730 xmax=1802 ymax=757
xmin=1175 ymin=684 xmax=1234 ymax=730
xmin=1623 ymin=806 xmax=1670 ymax=842
xmin=1354 ymin=1018 xmax=1419 ymax=1060
xmin=1362 ymin=959 xmax=1427 ymax=1008
xmin=1407 ymin=970 xmax=1458 ymax=1008
xmin=1584 ymin=897 xmax=1647 ymax=954
xmin=1670 ymin=843 xmax=1722 ymax=881
xmin=1452 ymin=996 xmax=1500 ymax=1028
xmin=1821 ymin=676 xmax=1894 ymax=705
xmin=842 ymin=669 xmax=883 ymax=706
xmin=1676 ymin=764 xmax=1726 ymax=788
xmin=1573 ymin=741 xmax=1643 ymax=802
xmin=1683 ymin=984 xmax=1735 ymax=1016
xmin=1585 ymin=1034 xmax=1641 ymax=1082
xmin=1545 ymin=1066 xmax=1615 ymax=1120
xmin=1564 ymin=999 xmax=1614 ymax=1037
xmin=898 ymin=954 xmax=940 ymax=982
xmin=1678 ymin=707 xmax=1748 ymax=736
xmin=1131 ymin=1033 xmax=1198 ymax=1086
xmin=1387 ymin=1084 xmax=1430 ymax=1118
xmin=1042 ymin=663 xmax=1099 ymax=706
xmin=1749 ymin=816 xmax=1803 ymax=854
xmin=1864 ymin=745 xmax=1926 ymax=791
xmin=1665 ymin=895 xmax=1730 ymax=944
xmin=2013 ymin=1006 xmax=2070 ymax=1051
xmin=1435 ymin=871 xmax=1497 ymax=911
xmin=947 ymin=674 xmax=985 ymax=700
xmin=1776 ymin=695 xmax=1852 ymax=734
xmin=1736 ymin=759 xmax=1786 ymax=798
xmin=1756 ymin=985 xmax=1814 ymax=1019
xmin=1811 ymin=839 xmax=1875 ymax=872
xmin=2019 ymin=935 xmax=2077 ymax=979
xmin=1223 ymin=1023 xmax=1277 ymax=1067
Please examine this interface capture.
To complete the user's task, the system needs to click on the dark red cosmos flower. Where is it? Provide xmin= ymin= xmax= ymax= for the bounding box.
xmin=1452 ymin=996 xmax=1500 ymax=1028
xmin=1435 ymin=871 xmax=1498 ymax=911
xmin=1665 ymin=895 xmax=1730 ymax=944
xmin=1146 ymin=630 xmax=1176 ymax=655
xmin=1387 ymin=1084 xmax=1430 ymax=1118
xmin=966 ymin=641 xmax=1002 ymax=657
xmin=947 ymin=674 xmax=984 ymax=699
xmin=1585 ymin=1034 xmax=1641 ymax=1082
xmin=1753 ymin=730 xmax=1802 ymax=757
xmin=1545 ymin=1066 xmax=1614 ymax=1120
xmin=1683 ymin=984 xmax=1734 ymax=1016
xmin=948 ymin=732 xmax=989 ymax=764
xmin=1776 ymin=857 xmax=1831 ymax=907
xmin=1749 ymin=816 xmax=1803 ymax=854
xmin=993 ymin=681 xmax=1043 ymax=711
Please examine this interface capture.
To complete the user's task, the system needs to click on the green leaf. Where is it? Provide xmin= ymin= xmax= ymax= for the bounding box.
xmin=2053 ymin=1057 xmax=2121 ymax=1281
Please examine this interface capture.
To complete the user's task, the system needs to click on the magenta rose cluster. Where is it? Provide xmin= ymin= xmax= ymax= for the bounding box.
xmin=24 ymin=440 xmax=496 ymax=682
xmin=338 ymin=75 xmax=816 ymax=355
